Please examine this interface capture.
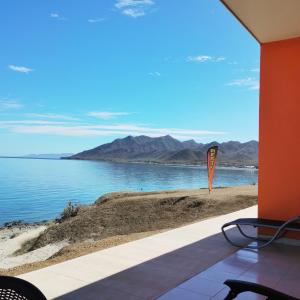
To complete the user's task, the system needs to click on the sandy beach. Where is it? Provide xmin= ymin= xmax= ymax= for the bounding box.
xmin=0 ymin=225 xmax=68 ymax=269
xmin=0 ymin=185 xmax=257 ymax=276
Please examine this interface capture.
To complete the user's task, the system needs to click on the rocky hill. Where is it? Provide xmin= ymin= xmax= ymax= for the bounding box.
xmin=66 ymin=135 xmax=258 ymax=167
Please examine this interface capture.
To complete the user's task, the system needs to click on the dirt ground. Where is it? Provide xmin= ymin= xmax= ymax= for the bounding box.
xmin=0 ymin=185 xmax=257 ymax=276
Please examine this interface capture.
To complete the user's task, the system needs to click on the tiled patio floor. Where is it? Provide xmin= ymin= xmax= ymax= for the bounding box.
xmin=19 ymin=206 xmax=257 ymax=299
xmin=158 ymin=242 xmax=300 ymax=299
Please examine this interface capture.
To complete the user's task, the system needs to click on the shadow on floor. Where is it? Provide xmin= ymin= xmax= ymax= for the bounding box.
xmin=55 ymin=228 xmax=253 ymax=300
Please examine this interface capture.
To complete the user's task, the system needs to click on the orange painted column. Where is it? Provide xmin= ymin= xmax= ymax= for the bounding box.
xmin=259 ymin=37 xmax=300 ymax=238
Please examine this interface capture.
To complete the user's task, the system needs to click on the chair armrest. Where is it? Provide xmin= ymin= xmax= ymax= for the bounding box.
xmin=223 ymin=279 xmax=299 ymax=300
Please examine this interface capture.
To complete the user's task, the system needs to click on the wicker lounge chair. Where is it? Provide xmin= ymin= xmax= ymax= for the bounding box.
xmin=222 ymin=215 xmax=300 ymax=249
xmin=0 ymin=276 xmax=47 ymax=300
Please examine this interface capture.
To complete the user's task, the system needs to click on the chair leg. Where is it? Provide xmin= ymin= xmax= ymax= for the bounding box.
xmin=222 ymin=224 xmax=287 ymax=249
xmin=236 ymin=224 xmax=266 ymax=242
xmin=224 ymin=290 xmax=237 ymax=300
xmin=222 ymin=225 xmax=253 ymax=248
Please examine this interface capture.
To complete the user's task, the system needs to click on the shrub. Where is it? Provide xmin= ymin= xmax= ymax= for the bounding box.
xmin=60 ymin=201 xmax=80 ymax=222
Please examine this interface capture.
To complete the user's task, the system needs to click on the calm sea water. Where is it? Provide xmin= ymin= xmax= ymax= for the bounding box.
xmin=0 ymin=158 xmax=257 ymax=225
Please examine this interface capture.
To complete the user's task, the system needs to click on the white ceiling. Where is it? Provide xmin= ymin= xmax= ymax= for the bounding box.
xmin=221 ymin=0 xmax=300 ymax=43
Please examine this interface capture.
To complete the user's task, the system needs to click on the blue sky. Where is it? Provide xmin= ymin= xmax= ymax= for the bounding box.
xmin=0 ymin=0 xmax=260 ymax=156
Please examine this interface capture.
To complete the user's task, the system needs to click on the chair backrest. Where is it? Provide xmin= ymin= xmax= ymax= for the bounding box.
xmin=0 ymin=276 xmax=47 ymax=300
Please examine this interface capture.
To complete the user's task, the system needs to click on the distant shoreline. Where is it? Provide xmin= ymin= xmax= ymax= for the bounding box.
xmin=0 ymin=155 xmax=258 ymax=170
xmin=0 ymin=156 xmax=60 ymax=160
xmin=64 ymin=156 xmax=258 ymax=169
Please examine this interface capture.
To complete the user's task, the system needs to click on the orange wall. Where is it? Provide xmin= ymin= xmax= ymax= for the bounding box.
xmin=259 ymin=37 xmax=300 ymax=226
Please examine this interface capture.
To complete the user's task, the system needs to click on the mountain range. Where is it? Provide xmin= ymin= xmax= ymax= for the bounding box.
xmin=0 ymin=153 xmax=74 ymax=160
xmin=23 ymin=153 xmax=74 ymax=159
xmin=66 ymin=135 xmax=258 ymax=167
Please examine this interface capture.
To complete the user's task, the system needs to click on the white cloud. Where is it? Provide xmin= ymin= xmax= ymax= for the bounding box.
xmin=0 ymin=120 xmax=67 ymax=125
xmin=50 ymin=13 xmax=67 ymax=21
xmin=227 ymin=77 xmax=259 ymax=90
xmin=214 ymin=57 xmax=226 ymax=62
xmin=115 ymin=0 xmax=154 ymax=9
xmin=26 ymin=113 xmax=79 ymax=121
xmin=250 ymin=68 xmax=260 ymax=72
xmin=50 ymin=13 xmax=59 ymax=18
xmin=8 ymin=65 xmax=34 ymax=74
xmin=187 ymin=55 xmax=225 ymax=63
xmin=115 ymin=0 xmax=154 ymax=17
xmin=3 ymin=123 xmax=226 ymax=139
xmin=87 ymin=111 xmax=131 ymax=120
xmin=88 ymin=124 xmax=226 ymax=137
xmin=122 ymin=8 xmax=145 ymax=17
xmin=88 ymin=18 xmax=106 ymax=23
xmin=149 ymin=71 xmax=161 ymax=77
xmin=188 ymin=55 xmax=211 ymax=62
xmin=10 ymin=125 xmax=111 ymax=137
xmin=0 ymin=99 xmax=23 ymax=110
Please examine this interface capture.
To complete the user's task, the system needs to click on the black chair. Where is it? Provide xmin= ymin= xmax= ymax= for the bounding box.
xmin=0 ymin=276 xmax=47 ymax=300
xmin=222 ymin=215 xmax=300 ymax=249
xmin=223 ymin=279 xmax=299 ymax=300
